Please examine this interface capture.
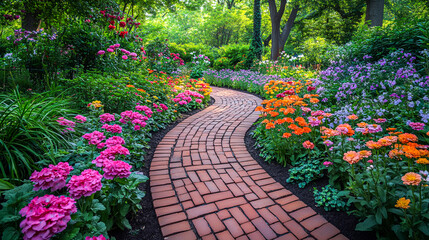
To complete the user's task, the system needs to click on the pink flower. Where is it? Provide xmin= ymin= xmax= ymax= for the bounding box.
xmin=114 ymin=43 xmax=120 ymax=48
xmin=301 ymin=107 xmax=311 ymax=112
xmin=160 ymin=104 xmax=168 ymax=111
xmin=97 ymin=50 xmax=105 ymax=55
xmin=135 ymin=105 xmax=153 ymax=117
xmin=100 ymin=145 xmax=130 ymax=157
xmin=67 ymin=169 xmax=103 ymax=199
xmin=367 ymin=124 xmax=382 ymax=133
xmin=86 ymin=235 xmax=109 ymax=240
xmin=74 ymin=115 xmax=87 ymax=123
xmin=92 ymin=154 xmax=115 ymax=167
xmin=30 ymin=162 xmax=73 ymax=191
xmin=82 ymin=131 xmax=105 ymax=145
xmin=57 ymin=117 xmax=75 ymax=127
xmin=409 ymin=122 xmax=425 ymax=131
xmin=100 ymin=113 xmax=115 ymax=123
xmin=101 ymin=124 xmax=122 ymax=133
xmin=323 ymin=140 xmax=333 ymax=146
xmin=196 ymin=99 xmax=202 ymax=103
xmin=367 ymin=160 xmax=374 ymax=164
xmin=323 ymin=161 xmax=333 ymax=167
xmin=179 ymin=100 xmax=187 ymax=105
xmin=303 ymin=140 xmax=314 ymax=149
xmin=105 ymin=136 xmax=125 ymax=147
xmin=374 ymin=118 xmax=387 ymax=123
xmin=122 ymin=55 xmax=128 ymax=60
xmin=20 ymin=195 xmax=77 ymax=240
xmin=103 ymin=160 xmax=132 ymax=179
xmin=308 ymin=117 xmax=321 ymax=127
xmin=311 ymin=110 xmax=325 ymax=116
xmin=107 ymin=48 xmax=114 ymax=53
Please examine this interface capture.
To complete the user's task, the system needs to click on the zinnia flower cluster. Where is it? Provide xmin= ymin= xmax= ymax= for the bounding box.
xmin=86 ymin=235 xmax=109 ymax=240
xmin=302 ymin=140 xmax=314 ymax=149
xmin=82 ymin=131 xmax=106 ymax=145
xmin=103 ymin=160 xmax=132 ymax=179
xmin=395 ymin=197 xmax=410 ymax=209
xmin=99 ymin=113 xmax=115 ymax=123
xmin=401 ymin=172 xmax=422 ymax=186
xmin=409 ymin=122 xmax=425 ymax=131
xmin=173 ymin=90 xmax=204 ymax=105
xmin=20 ymin=195 xmax=77 ymax=240
xmin=343 ymin=151 xmax=361 ymax=164
xmin=67 ymin=169 xmax=103 ymax=199
xmin=30 ymin=162 xmax=73 ymax=191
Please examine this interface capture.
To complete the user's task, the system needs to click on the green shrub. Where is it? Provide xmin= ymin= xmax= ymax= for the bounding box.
xmin=286 ymin=159 xmax=324 ymax=188
xmin=313 ymin=185 xmax=349 ymax=211
xmin=218 ymin=44 xmax=249 ymax=68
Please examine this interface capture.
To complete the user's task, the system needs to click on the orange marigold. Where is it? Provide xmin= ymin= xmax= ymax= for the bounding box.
xmin=402 ymin=145 xmax=421 ymax=158
xmin=284 ymin=117 xmax=294 ymax=123
xmin=282 ymin=133 xmax=292 ymax=138
xmin=266 ymin=122 xmax=275 ymax=129
xmin=310 ymin=98 xmax=319 ymax=104
xmin=416 ymin=158 xmax=429 ymax=164
xmin=255 ymin=106 xmax=264 ymax=111
xmin=302 ymin=127 xmax=311 ymax=133
xmin=395 ymin=197 xmax=410 ymax=209
xmin=343 ymin=151 xmax=361 ymax=164
xmin=366 ymin=141 xmax=382 ymax=149
xmin=398 ymin=133 xmax=418 ymax=144
xmin=347 ymin=114 xmax=358 ymax=120
xmin=269 ymin=111 xmax=279 ymax=117
xmin=293 ymin=128 xmax=305 ymax=135
xmin=401 ymin=172 xmax=422 ymax=186
xmin=288 ymin=124 xmax=299 ymax=131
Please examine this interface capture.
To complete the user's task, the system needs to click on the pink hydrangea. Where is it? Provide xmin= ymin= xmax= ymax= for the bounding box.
xmin=101 ymin=145 xmax=130 ymax=156
xmin=195 ymin=99 xmax=202 ymax=103
xmin=92 ymin=154 xmax=115 ymax=167
xmin=86 ymin=235 xmax=108 ymax=240
xmin=99 ymin=113 xmax=115 ymax=123
xmin=103 ymin=160 xmax=132 ymax=179
xmin=57 ymin=117 xmax=75 ymax=127
xmin=74 ymin=115 xmax=87 ymax=123
xmin=30 ymin=162 xmax=73 ymax=191
xmin=409 ymin=122 xmax=425 ymax=131
xmin=105 ymin=136 xmax=125 ymax=147
xmin=67 ymin=169 xmax=103 ymax=199
xmin=135 ymin=105 xmax=153 ymax=117
xmin=101 ymin=124 xmax=122 ymax=133
xmin=82 ymin=131 xmax=105 ymax=145
xmin=20 ymin=195 xmax=77 ymax=240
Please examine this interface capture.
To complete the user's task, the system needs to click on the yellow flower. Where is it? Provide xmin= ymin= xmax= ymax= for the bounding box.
xmin=153 ymin=96 xmax=159 ymax=100
xmin=395 ymin=197 xmax=410 ymax=209
xmin=416 ymin=158 xmax=429 ymax=164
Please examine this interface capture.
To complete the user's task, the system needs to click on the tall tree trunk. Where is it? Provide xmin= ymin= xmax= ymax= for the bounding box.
xmin=245 ymin=0 xmax=263 ymax=68
xmin=22 ymin=3 xmax=42 ymax=31
xmin=268 ymin=0 xmax=287 ymax=60
xmin=279 ymin=6 xmax=299 ymax=52
xmin=365 ymin=0 xmax=384 ymax=27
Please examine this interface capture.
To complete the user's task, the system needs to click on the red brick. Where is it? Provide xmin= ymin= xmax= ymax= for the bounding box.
xmin=227 ymin=183 xmax=245 ymax=196
xmin=158 ymin=212 xmax=187 ymax=227
xmin=203 ymin=191 xmax=234 ymax=203
xmin=255 ymin=178 xmax=276 ymax=186
xmin=251 ymin=217 xmax=277 ymax=239
xmin=290 ymin=207 xmax=317 ymax=222
xmin=214 ymin=179 xmax=229 ymax=191
xmin=215 ymin=230 xmax=235 ymax=240
xmin=219 ymin=174 xmax=234 ymax=184
xmin=193 ymin=217 xmax=212 ymax=236
xmin=284 ymin=220 xmax=308 ymax=239
xmin=186 ymin=204 xmax=218 ymax=219
xmin=155 ymin=204 xmax=182 ymax=217
xmin=205 ymin=213 xmax=225 ymax=232
xmin=195 ymin=182 xmax=211 ymax=195
xmin=282 ymin=200 xmax=307 ymax=212
xmin=241 ymin=221 xmax=257 ymax=234
xmin=197 ymin=170 xmax=212 ymax=181
xmin=274 ymin=233 xmax=298 ymax=240
xmin=153 ymin=197 xmax=178 ymax=208
xmin=216 ymin=197 xmax=247 ymax=209
xmin=189 ymin=191 xmax=204 ymax=205
xmin=152 ymin=190 xmax=175 ymax=200
xmin=276 ymin=195 xmax=299 ymax=205
xmin=301 ymin=215 xmax=329 ymax=231
xmin=202 ymin=234 xmax=216 ymax=240
xmin=270 ymin=222 xmax=288 ymax=235
xmin=205 ymin=181 xmax=220 ymax=193
xmin=268 ymin=189 xmax=292 ymax=199
xmin=268 ymin=205 xmax=291 ymax=223
xmin=240 ymin=204 xmax=259 ymax=220
xmin=258 ymin=208 xmax=278 ymax=224
xmin=182 ymin=200 xmax=194 ymax=209
xmin=166 ymin=230 xmax=197 ymax=240
xmin=217 ymin=209 xmax=232 ymax=220
xmin=161 ymin=221 xmax=191 ymax=236
xmin=329 ymin=234 xmax=348 ymax=240
xmin=236 ymin=236 xmax=249 ymax=240
xmin=251 ymin=198 xmax=275 ymax=209
xmin=151 ymin=184 xmax=173 ymax=193
xmin=245 ymin=193 xmax=259 ymax=201
xmin=248 ymin=231 xmax=265 ymax=240
xmin=224 ymin=218 xmax=245 ymax=238
xmin=250 ymin=185 xmax=268 ymax=199
xmin=311 ymin=223 xmax=340 ymax=240
xmin=237 ymin=182 xmax=252 ymax=194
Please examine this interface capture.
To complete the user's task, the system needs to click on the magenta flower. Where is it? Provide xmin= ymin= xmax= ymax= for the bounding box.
xmin=160 ymin=104 xmax=168 ymax=111
xmin=101 ymin=124 xmax=122 ymax=133
xmin=97 ymin=50 xmax=105 ymax=55
xmin=105 ymin=136 xmax=125 ymax=147
xmin=409 ymin=122 xmax=425 ymax=131
xmin=103 ymin=160 xmax=132 ymax=180
xmin=323 ymin=140 xmax=333 ymax=146
xmin=107 ymin=48 xmax=114 ymax=53
xmin=374 ymin=118 xmax=387 ymax=123
xmin=20 ymin=195 xmax=77 ymax=240
xmin=367 ymin=124 xmax=382 ymax=133
xmin=30 ymin=162 xmax=73 ymax=191
xmin=74 ymin=115 xmax=87 ymax=123
xmin=323 ymin=161 xmax=333 ymax=167
xmin=99 ymin=113 xmax=115 ymax=123
xmin=196 ymin=98 xmax=202 ymax=103
xmin=57 ymin=117 xmax=75 ymax=127
xmin=135 ymin=105 xmax=153 ymax=117
xmin=122 ymin=55 xmax=128 ymax=60
xmin=101 ymin=145 xmax=130 ymax=157
xmin=86 ymin=235 xmax=109 ymax=240
xmin=82 ymin=131 xmax=105 ymax=145
xmin=92 ymin=154 xmax=115 ymax=167
xmin=67 ymin=169 xmax=103 ymax=199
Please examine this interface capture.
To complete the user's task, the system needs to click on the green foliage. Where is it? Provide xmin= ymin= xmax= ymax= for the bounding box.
xmin=313 ymin=185 xmax=349 ymax=211
xmin=0 ymin=89 xmax=74 ymax=181
xmin=286 ymin=159 xmax=324 ymax=188
xmin=298 ymin=37 xmax=334 ymax=67
xmin=245 ymin=0 xmax=263 ymax=69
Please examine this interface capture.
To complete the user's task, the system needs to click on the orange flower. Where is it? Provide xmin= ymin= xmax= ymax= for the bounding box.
xmin=126 ymin=84 xmax=135 ymax=88
xmin=297 ymin=121 xmax=308 ymax=127
xmin=284 ymin=117 xmax=294 ymax=123
xmin=416 ymin=158 xmax=429 ymax=164
xmin=336 ymin=124 xmax=355 ymax=136
xmin=269 ymin=111 xmax=279 ymax=117
xmin=310 ymin=98 xmax=319 ymax=104
xmin=398 ymin=133 xmax=418 ymax=144
xmin=295 ymin=117 xmax=305 ymax=122
xmin=284 ymin=108 xmax=296 ymax=115
xmin=262 ymin=119 xmax=270 ymax=124
xmin=395 ymin=197 xmax=410 ymax=209
xmin=347 ymin=114 xmax=358 ymax=120
xmin=255 ymin=106 xmax=264 ymax=111
xmin=387 ymin=128 xmax=397 ymax=131
xmin=293 ymin=128 xmax=305 ymax=135
xmin=359 ymin=150 xmax=372 ymax=158
xmin=427 ymin=131 xmax=429 ymax=136
xmin=357 ymin=122 xmax=368 ymax=128
xmin=389 ymin=149 xmax=403 ymax=159
xmin=366 ymin=141 xmax=382 ymax=149
xmin=303 ymin=140 xmax=314 ymax=149
xmin=343 ymin=151 xmax=361 ymax=164
xmin=302 ymin=127 xmax=311 ymax=133
xmin=402 ymin=145 xmax=421 ymax=158
xmin=282 ymin=133 xmax=292 ymax=138
xmin=378 ymin=138 xmax=392 ymax=147
xmin=288 ymin=124 xmax=299 ymax=131
xmin=401 ymin=172 xmax=422 ymax=186
xmin=137 ymin=88 xmax=146 ymax=92
xmin=266 ymin=122 xmax=275 ymax=129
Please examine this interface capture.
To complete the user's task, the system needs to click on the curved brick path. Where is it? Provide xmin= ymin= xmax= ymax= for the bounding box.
xmin=149 ymin=87 xmax=348 ymax=240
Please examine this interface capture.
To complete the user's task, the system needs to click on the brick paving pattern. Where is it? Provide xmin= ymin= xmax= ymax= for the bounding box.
xmin=150 ymin=87 xmax=348 ymax=240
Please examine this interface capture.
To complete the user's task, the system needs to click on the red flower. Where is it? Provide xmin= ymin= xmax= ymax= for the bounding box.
xmin=109 ymin=20 xmax=115 ymax=25
xmin=119 ymin=21 xmax=126 ymax=27
xmin=119 ymin=31 xmax=128 ymax=38
xmin=108 ymin=25 xmax=115 ymax=30
xmin=307 ymin=86 xmax=316 ymax=91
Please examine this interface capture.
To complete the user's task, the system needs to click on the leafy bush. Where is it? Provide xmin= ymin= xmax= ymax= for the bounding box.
xmin=0 ymin=89 xmax=74 ymax=181
xmin=218 ymin=43 xmax=249 ymax=68
xmin=313 ymin=185 xmax=349 ymax=211
xmin=286 ymin=160 xmax=324 ymax=188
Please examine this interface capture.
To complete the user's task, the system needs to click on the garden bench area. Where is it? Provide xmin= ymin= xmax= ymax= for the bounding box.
xmin=1 ymin=1 xmax=428 ymax=240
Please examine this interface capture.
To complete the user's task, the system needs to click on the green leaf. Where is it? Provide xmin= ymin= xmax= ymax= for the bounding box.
xmin=2 ymin=227 xmax=20 ymax=240
xmin=121 ymin=218 xmax=132 ymax=230
xmin=91 ymin=200 xmax=106 ymax=212
xmin=355 ymin=215 xmax=377 ymax=231
xmin=391 ymin=225 xmax=408 ymax=240
xmin=120 ymin=204 xmax=130 ymax=217
xmin=0 ymin=179 xmax=15 ymax=190
xmin=375 ymin=209 xmax=383 ymax=225
xmin=0 ymin=215 xmax=21 ymax=224
xmin=419 ymin=222 xmax=429 ymax=236
xmin=377 ymin=187 xmax=386 ymax=203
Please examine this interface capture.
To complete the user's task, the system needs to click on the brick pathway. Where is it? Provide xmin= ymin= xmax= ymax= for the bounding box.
xmin=150 ymin=87 xmax=348 ymax=240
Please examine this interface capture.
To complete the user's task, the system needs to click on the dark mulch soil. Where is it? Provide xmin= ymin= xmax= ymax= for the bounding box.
xmin=110 ymin=97 xmax=215 ymax=240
